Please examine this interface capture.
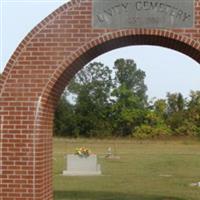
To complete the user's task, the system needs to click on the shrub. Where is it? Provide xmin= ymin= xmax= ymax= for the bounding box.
xmin=175 ymin=121 xmax=200 ymax=136
xmin=133 ymin=124 xmax=171 ymax=139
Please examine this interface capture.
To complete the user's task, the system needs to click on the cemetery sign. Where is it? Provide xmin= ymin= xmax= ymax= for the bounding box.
xmin=92 ymin=0 xmax=194 ymax=28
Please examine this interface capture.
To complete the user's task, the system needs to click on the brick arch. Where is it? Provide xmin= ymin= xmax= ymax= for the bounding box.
xmin=0 ymin=0 xmax=200 ymax=200
xmin=47 ymin=31 xmax=200 ymax=105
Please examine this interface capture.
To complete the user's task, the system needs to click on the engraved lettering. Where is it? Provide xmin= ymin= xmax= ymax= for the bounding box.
xmin=93 ymin=0 xmax=194 ymax=28
xmin=149 ymin=2 xmax=158 ymax=10
xmin=96 ymin=14 xmax=105 ymax=23
xmin=112 ymin=5 xmax=120 ymax=14
xmin=176 ymin=10 xmax=184 ymax=20
xmin=182 ymin=13 xmax=191 ymax=22
xmin=104 ymin=8 xmax=113 ymax=17
xmin=143 ymin=1 xmax=150 ymax=10
xmin=136 ymin=1 xmax=142 ymax=11
xmin=121 ymin=2 xmax=129 ymax=9
xmin=97 ymin=3 xmax=130 ymax=22
xmin=169 ymin=7 xmax=178 ymax=17
xmin=158 ymin=3 xmax=168 ymax=13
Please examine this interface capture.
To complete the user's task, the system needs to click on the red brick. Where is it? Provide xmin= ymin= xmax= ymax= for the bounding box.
xmin=0 ymin=0 xmax=199 ymax=199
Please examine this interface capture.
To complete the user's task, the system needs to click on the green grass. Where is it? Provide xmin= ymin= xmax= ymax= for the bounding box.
xmin=53 ymin=138 xmax=200 ymax=200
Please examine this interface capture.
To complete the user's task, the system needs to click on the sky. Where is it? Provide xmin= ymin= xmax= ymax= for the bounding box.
xmin=1 ymin=0 xmax=200 ymax=99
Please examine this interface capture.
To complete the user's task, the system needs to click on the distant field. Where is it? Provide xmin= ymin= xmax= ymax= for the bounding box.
xmin=53 ymin=138 xmax=200 ymax=200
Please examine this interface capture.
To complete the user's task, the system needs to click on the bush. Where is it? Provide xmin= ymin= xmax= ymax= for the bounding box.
xmin=175 ymin=121 xmax=200 ymax=136
xmin=133 ymin=124 xmax=171 ymax=139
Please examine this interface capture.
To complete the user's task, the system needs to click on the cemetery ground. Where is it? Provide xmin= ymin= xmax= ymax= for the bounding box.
xmin=53 ymin=138 xmax=200 ymax=200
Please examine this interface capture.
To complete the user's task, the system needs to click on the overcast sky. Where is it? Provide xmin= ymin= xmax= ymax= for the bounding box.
xmin=1 ymin=0 xmax=200 ymax=99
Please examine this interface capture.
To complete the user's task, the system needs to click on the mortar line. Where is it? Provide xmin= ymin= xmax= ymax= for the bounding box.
xmin=0 ymin=0 xmax=3 ymax=72
xmin=33 ymin=96 xmax=42 ymax=199
xmin=0 ymin=116 xmax=3 ymax=177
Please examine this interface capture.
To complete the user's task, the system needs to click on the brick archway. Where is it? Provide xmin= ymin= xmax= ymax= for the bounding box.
xmin=0 ymin=0 xmax=200 ymax=199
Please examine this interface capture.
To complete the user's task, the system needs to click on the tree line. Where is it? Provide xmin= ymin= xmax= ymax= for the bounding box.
xmin=54 ymin=59 xmax=200 ymax=138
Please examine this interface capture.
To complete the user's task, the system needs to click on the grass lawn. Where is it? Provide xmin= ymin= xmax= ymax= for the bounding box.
xmin=53 ymin=138 xmax=200 ymax=200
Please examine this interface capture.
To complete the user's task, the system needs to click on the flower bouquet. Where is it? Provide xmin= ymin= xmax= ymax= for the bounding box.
xmin=75 ymin=147 xmax=91 ymax=157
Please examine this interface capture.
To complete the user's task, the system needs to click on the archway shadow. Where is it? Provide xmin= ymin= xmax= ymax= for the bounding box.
xmin=54 ymin=190 xmax=187 ymax=200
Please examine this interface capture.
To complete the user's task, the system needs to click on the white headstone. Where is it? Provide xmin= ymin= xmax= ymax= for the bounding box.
xmin=63 ymin=154 xmax=101 ymax=176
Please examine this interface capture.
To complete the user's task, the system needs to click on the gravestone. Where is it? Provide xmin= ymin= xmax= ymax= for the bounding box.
xmin=63 ymin=154 xmax=101 ymax=176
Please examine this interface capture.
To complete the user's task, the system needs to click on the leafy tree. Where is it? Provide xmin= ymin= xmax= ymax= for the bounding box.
xmin=165 ymin=93 xmax=186 ymax=132
xmin=182 ymin=90 xmax=200 ymax=136
xmin=187 ymin=90 xmax=200 ymax=126
xmin=111 ymin=59 xmax=148 ymax=136
xmin=54 ymin=58 xmax=200 ymax=139
xmin=67 ymin=62 xmax=113 ymax=137
xmin=113 ymin=59 xmax=147 ymax=104
xmin=53 ymin=94 xmax=76 ymax=137
xmin=166 ymin=92 xmax=185 ymax=114
xmin=154 ymin=99 xmax=167 ymax=120
xmin=133 ymin=99 xmax=171 ymax=139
